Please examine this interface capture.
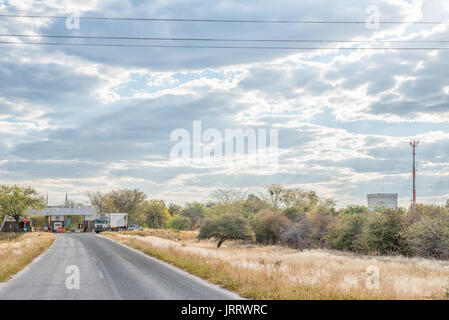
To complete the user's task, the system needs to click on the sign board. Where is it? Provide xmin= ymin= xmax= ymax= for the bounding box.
xmin=51 ymin=216 xmax=64 ymax=222
xmin=65 ymin=217 xmax=71 ymax=230
xmin=53 ymin=221 xmax=62 ymax=232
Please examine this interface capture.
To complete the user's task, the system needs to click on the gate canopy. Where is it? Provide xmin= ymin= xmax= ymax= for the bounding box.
xmin=26 ymin=206 xmax=97 ymax=216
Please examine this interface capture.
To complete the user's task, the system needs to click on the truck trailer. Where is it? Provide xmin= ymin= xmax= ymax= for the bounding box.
xmin=93 ymin=213 xmax=128 ymax=233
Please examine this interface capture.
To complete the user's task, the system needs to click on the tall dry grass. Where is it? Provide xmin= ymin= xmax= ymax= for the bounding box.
xmin=0 ymin=232 xmax=55 ymax=282
xmin=118 ymin=229 xmax=197 ymax=241
xmin=105 ymin=229 xmax=449 ymax=300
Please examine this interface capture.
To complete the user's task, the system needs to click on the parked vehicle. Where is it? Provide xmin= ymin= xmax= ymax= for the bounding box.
xmin=93 ymin=218 xmax=109 ymax=233
xmin=128 ymin=225 xmax=143 ymax=231
xmin=93 ymin=213 xmax=128 ymax=233
xmin=107 ymin=213 xmax=128 ymax=231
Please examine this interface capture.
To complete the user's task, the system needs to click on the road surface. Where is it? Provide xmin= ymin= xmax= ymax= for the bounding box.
xmin=0 ymin=233 xmax=242 ymax=300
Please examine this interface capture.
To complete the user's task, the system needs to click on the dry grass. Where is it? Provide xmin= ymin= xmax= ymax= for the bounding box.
xmin=119 ymin=229 xmax=198 ymax=241
xmin=0 ymin=232 xmax=55 ymax=282
xmin=105 ymin=229 xmax=449 ymax=300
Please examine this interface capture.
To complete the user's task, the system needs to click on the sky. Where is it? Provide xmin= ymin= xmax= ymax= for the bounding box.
xmin=0 ymin=0 xmax=449 ymax=208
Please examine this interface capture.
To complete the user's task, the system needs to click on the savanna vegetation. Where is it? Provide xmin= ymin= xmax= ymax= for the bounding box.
xmin=94 ymin=185 xmax=449 ymax=261
xmin=0 ymin=232 xmax=55 ymax=282
xmin=2 ymin=184 xmax=449 ymax=299
xmin=102 ymin=185 xmax=449 ymax=299
xmin=0 ymin=185 xmax=46 ymax=231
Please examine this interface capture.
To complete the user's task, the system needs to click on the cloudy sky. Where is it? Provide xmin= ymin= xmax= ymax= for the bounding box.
xmin=1 ymin=0 xmax=449 ymax=207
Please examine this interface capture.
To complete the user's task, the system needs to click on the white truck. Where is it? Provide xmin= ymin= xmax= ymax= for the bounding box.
xmin=93 ymin=213 xmax=128 ymax=233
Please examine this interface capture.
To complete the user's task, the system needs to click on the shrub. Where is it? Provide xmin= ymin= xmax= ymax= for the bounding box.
xmin=309 ymin=211 xmax=339 ymax=248
xmin=404 ymin=217 xmax=449 ymax=260
xmin=326 ymin=214 xmax=366 ymax=252
xmin=251 ymin=211 xmax=292 ymax=244
xmin=168 ymin=203 xmax=182 ymax=216
xmin=181 ymin=202 xmax=205 ymax=227
xmin=282 ymin=207 xmax=302 ymax=221
xmin=339 ymin=205 xmax=368 ymax=215
xmin=280 ymin=216 xmax=316 ymax=250
xmin=198 ymin=213 xmax=255 ymax=248
xmin=30 ymin=215 xmax=48 ymax=228
xmin=242 ymin=194 xmax=269 ymax=216
xmin=144 ymin=200 xmax=170 ymax=229
xmin=360 ymin=210 xmax=404 ymax=255
xmin=166 ymin=215 xmax=192 ymax=231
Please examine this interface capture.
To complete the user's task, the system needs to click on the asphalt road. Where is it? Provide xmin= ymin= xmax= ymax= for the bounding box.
xmin=0 ymin=233 xmax=242 ymax=300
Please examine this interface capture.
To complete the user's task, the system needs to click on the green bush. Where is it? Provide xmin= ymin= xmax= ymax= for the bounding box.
xmin=198 ymin=213 xmax=255 ymax=248
xmin=360 ymin=210 xmax=404 ymax=255
xmin=338 ymin=205 xmax=368 ymax=215
xmin=166 ymin=215 xmax=192 ymax=231
xmin=251 ymin=211 xmax=292 ymax=244
xmin=326 ymin=214 xmax=366 ymax=252
xmin=181 ymin=202 xmax=205 ymax=227
xmin=282 ymin=207 xmax=302 ymax=221
xmin=143 ymin=200 xmax=170 ymax=229
xmin=404 ymin=217 xmax=449 ymax=260
xmin=30 ymin=215 xmax=48 ymax=228
xmin=309 ymin=211 xmax=339 ymax=247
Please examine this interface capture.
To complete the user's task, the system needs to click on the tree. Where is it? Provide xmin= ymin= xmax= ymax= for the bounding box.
xmin=339 ymin=205 xmax=368 ymax=215
xmin=281 ymin=189 xmax=319 ymax=213
xmin=404 ymin=216 xmax=449 ymax=260
xmin=251 ymin=211 xmax=291 ymax=244
xmin=411 ymin=204 xmax=447 ymax=218
xmin=242 ymin=194 xmax=269 ymax=216
xmin=181 ymin=202 xmax=205 ymax=227
xmin=144 ymin=200 xmax=170 ymax=229
xmin=30 ymin=215 xmax=48 ymax=229
xmin=280 ymin=217 xmax=316 ymax=250
xmin=168 ymin=203 xmax=182 ymax=216
xmin=326 ymin=214 xmax=366 ymax=252
xmin=86 ymin=191 xmax=110 ymax=213
xmin=283 ymin=207 xmax=302 ymax=221
xmin=87 ymin=189 xmax=147 ymax=224
xmin=166 ymin=215 xmax=192 ymax=230
xmin=316 ymin=198 xmax=336 ymax=215
xmin=211 ymin=189 xmax=246 ymax=206
xmin=265 ymin=184 xmax=284 ymax=210
xmin=309 ymin=210 xmax=338 ymax=247
xmin=107 ymin=189 xmax=146 ymax=214
xmin=360 ymin=210 xmax=404 ymax=255
xmin=198 ymin=213 xmax=255 ymax=248
xmin=0 ymin=185 xmax=46 ymax=231
xmin=446 ymin=199 xmax=449 ymax=209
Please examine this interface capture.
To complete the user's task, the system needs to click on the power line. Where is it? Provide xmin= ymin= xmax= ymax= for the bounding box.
xmin=0 ymin=14 xmax=448 ymax=24
xmin=1 ymin=33 xmax=449 ymax=43
xmin=0 ymin=41 xmax=448 ymax=50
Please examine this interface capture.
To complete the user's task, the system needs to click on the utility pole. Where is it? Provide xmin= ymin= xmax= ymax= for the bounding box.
xmin=409 ymin=140 xmax=419 ymax=209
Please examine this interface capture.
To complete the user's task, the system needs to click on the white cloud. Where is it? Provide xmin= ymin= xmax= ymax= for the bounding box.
xmin=0 ymin=0 xmax=448 ymax=206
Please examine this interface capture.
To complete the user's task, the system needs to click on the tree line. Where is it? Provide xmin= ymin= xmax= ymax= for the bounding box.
xmin=1 ymin=184 xmax=449 ymax=260
xmin=86 ymin=185 xmax=449 ymax=260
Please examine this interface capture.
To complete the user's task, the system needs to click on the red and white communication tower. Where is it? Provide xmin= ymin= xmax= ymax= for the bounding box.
xmin=409 ymin=140 xmax=419 ymax=208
